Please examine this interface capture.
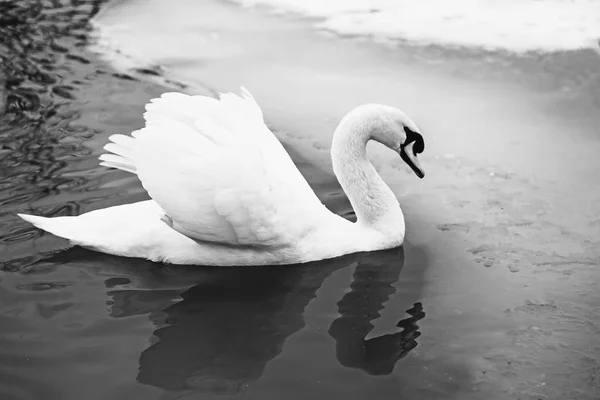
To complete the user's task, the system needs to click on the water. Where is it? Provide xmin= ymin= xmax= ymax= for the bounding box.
xmin=1 ymin=0 xmax=600 ymax=399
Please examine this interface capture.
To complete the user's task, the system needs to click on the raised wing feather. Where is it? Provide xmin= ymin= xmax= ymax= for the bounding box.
xmin=99 ymin=89 xmax=327 ymax=247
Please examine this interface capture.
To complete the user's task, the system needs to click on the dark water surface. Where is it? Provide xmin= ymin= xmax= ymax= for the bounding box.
xmin=0 ymin=1 xmax=431 ymax=399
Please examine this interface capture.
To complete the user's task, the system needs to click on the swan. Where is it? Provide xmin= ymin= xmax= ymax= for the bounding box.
xmin=18 ymin=88 xmax=425 ymax=266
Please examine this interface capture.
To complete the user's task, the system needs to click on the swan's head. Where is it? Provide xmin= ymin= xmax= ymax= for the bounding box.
xmin=370 ymin=105 xmax=425 ymax=179
xmin=334 ymin=104 xmax=426 ymax=178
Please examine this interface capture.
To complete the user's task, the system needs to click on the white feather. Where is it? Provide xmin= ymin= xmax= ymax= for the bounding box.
xmin=100 ymin=89 xmax=326 ymax=248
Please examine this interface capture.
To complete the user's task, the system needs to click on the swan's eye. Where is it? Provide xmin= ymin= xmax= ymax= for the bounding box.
xmin=403 ymin=127 xmax=425 ymax=155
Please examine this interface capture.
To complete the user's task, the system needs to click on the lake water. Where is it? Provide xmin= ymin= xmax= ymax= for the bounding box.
xmin=1 ymin=0 xmax=599 ymax=399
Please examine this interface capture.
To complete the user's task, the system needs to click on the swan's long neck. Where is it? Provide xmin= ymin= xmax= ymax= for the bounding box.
xmin=331 ymin=109 xmax=405 ymax=238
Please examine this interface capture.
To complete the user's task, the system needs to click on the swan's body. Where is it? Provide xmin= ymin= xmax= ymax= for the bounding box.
xmin=19 ymin=89 xmax=425 ymax=266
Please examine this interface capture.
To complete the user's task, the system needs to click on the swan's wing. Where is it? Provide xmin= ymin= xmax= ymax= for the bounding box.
xmin=99 ymin=89 xmax=327 ymax=247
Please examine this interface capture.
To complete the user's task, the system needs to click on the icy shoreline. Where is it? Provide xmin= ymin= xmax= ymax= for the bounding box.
xmin=228 ymin=0 xmax=600 ymax=53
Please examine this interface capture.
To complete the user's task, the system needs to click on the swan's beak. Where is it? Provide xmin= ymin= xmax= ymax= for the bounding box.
xmin=400 ymin=142 xmax=425 ymax=179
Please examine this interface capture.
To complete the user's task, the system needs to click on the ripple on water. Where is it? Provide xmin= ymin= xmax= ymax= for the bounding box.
xmin=0 ymin=0 xmax=164 ymax=267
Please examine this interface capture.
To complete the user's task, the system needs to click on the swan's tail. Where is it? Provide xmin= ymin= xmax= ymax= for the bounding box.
xmin=18 ymin=213 xmax=80 ymax=242
xmin=17 ymin=201 xmax=166 ymax=252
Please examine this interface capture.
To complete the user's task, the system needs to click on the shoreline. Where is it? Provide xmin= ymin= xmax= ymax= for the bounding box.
xmin=222 ymin=0 xmax=600 ymax=54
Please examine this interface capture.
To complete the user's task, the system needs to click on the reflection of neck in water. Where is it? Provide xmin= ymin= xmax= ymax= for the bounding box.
xmin=101 ymin=246 xmax=424 ymax=394
xmin=329 ymin=254 xmax=425 ymax=375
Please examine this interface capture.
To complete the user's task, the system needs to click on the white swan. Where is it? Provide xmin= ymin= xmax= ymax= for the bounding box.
xmin=18 ymin=89 xmax=425 ymax=266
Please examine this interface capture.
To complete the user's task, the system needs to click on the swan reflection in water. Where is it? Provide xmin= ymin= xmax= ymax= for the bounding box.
xmin=64 ymin=245 xmax=425 ymax=395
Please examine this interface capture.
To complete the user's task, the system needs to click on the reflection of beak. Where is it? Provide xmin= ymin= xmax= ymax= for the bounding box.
xmin=400 ymin=142 xmax=425 ymax=179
